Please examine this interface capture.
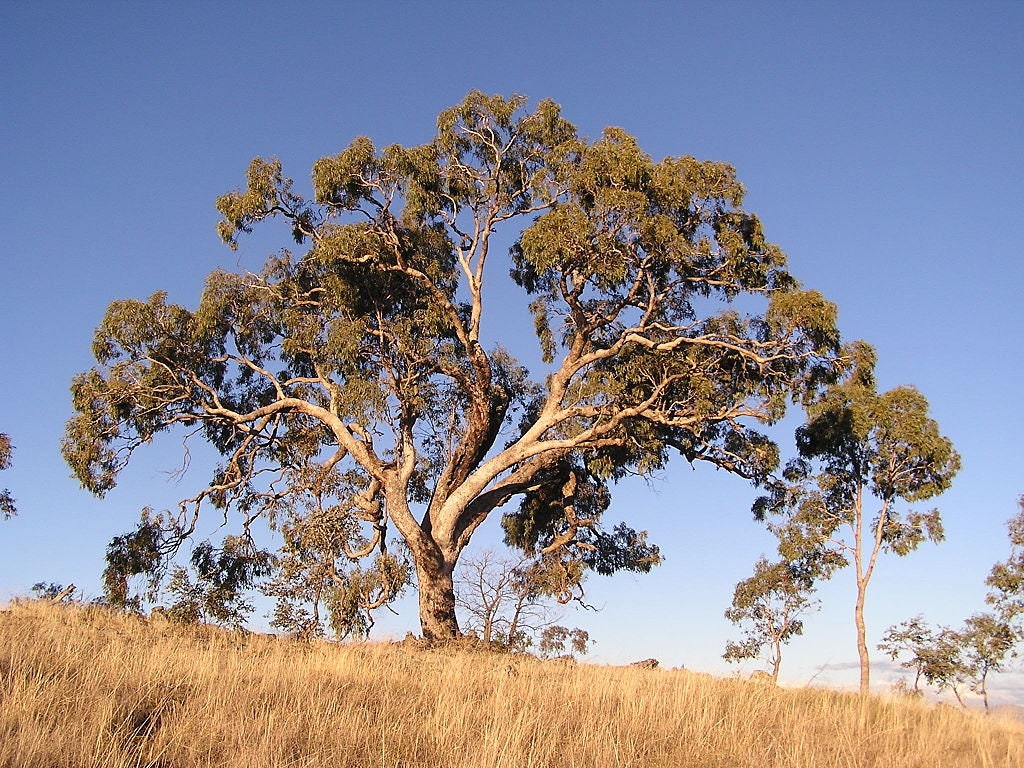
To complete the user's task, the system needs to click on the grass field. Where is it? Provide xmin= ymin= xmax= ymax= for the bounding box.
xmin=2 ymin=599 xmax=1022 ymax=767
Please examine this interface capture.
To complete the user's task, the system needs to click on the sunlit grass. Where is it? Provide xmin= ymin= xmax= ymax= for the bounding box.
xmin=1 ymin=599 xmax=1021 ymax=767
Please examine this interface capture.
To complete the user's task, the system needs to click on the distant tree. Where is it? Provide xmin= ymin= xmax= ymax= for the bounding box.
xmin=881 ymin=615 xmax=1016 ymax=712
xmin=455 ymin=549 xmax=589 ymax=652
xmin=0 ymin=432 xmax=15 ymax=519
xmin=876 ymin=614 xmax=937 ymax=696
xmin=918 ymin=627 xmax=973 ymax=707
xmin=537 ymin=624 xmax=592 ymax=659
xmin=755 ymin=344 xmax=960 ymax=694
xmin=723 ymin=555 xmax=824 ymax=681
xmin=64 ymin=91 xmax=843 ymax=639
xmin=952 ymin=613 xmax=1018 ymax=713
xmin=956 ymin=497 xmax=1024 ymax=711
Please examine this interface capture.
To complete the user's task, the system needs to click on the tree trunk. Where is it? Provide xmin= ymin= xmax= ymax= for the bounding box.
xmin=415 ymin=556 xmax=460 ymax=640
xmin=771 ymin=638 xmax=782 ymax=682
xmin=855 ymin=580 xmax=870 ymax=695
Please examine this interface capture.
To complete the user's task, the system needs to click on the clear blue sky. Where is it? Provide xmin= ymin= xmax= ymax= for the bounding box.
xmin=2 ymin=1 xmax=1021 ymax=703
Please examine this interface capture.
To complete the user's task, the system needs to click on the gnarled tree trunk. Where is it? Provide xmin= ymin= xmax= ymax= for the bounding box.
xmin=414 ymin=553 xmax=460 ymax=640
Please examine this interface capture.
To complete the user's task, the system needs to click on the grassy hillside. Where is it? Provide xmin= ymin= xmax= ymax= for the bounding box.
xmin=2 ymin=600 xmax=1021 ymax=767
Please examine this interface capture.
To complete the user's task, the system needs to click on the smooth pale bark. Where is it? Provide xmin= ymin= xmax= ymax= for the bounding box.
xmin=853 ymin=488 xmax=884 ymax=696
xmin=855 ymin=577 xmax=871 ymax=695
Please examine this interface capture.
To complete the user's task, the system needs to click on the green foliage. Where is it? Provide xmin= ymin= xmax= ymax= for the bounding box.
xmin=883 ymin=500 xmax=1024 ymax=709
xmin=538 ymin=625 xmax=592 ymax=659
xmin=164 ymin=537 xmax=273 ymax=628
xmin=501 ymin=462 xmax=662 ymax=603
xmin=758 ymin=348 xmax=958 ymax=553
xmin=102 ymin=509 xmax=172 ymax=611
xmin=324 ymin=552 xmax=412 ymax=640
xmin=64 ymin=92 xmax=844 ymax=637
xmin=723 ymin=556 xmax=821 ymax=678
xmin=262 ymin=475 xmax=413 ymax=640
xmin=955 ymin=613 xmax=1018 ymax=711
xmin=986 ymin=496 xmax=1024 ymax=624
xmin=756 ymin=344 xmax=959 ymax=563
xmin=0 ymin=432 xmax=15 ymax=519
xmin=878 ymin=616 xmax=947 ymax=695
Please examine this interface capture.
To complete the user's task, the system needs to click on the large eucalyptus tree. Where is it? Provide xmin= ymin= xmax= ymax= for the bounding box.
xmin=65 ymin=92 xmax=841 ymax=639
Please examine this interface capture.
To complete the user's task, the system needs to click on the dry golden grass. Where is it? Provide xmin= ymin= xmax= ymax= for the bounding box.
xmin=1 ymin=600 xmax=1022 ymax=768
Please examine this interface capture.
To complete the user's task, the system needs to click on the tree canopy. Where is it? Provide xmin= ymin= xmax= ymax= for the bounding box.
xmin=64 ymin=92 xmax=843 ymax=638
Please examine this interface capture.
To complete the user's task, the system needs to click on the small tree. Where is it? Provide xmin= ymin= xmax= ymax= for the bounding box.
xmin=723 ymin=555 xmax=822 ymax=681
xmin=755 ymin=344 xmax=960 ymax=694
xmin=883 ymin=617 xmax=1016 ymax=711
xmin=952 ymin=499 xmax=1024 ymax=711
xmin=953 ymin=612 xmax=1018 ymax=713
xmin=878 ymin=615 xmax=941 ymax=695
xmin=882 ymin=498 xmax=1024 ymax=710
xmin=920 ymin=627 xmax=973 ymax=707
xmin=0 ymin=432 xmax=15 ymax=519
xmin=538 ymin=624 xmax=592 ymax=659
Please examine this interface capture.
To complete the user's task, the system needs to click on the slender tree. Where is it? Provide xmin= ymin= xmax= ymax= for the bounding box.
xmin=64 ymin=92 xmax=842 ymax=639
xmin=756 ymin=344 xmax=960 ymax=694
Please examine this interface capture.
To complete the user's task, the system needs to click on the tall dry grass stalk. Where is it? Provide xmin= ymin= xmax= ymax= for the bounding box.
xmin=1 ymin=599 xmax=1021 ymax=767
